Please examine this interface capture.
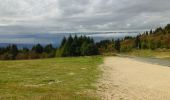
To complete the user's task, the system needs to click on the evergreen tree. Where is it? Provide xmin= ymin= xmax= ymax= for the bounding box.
xmin=60 ymin=37 xmax=66 ymax=48
xmin=32 ymin=44 xmax=43 ymax=53
xmin=57 ymin=35 xmax=99 ymax=57
xmin=135 ymin=35 xmax=141 ymax=49
xmin=146 ymin=31 xmax=149 ymax=35
xmin=115 ymin=39 xmax=121 ymax=52
xmin=150 ymin=29 xmax=153 ymax=34
xmin=8 ymin=44 xmax=19 ymax=59
xmin=165 ymin=24 xmax=170 ymax=33
xmin=22 ymin=47 xmax=29 ymax=53
xmin=70 ymin=35 xmax=80 ymax=56
xmin=44 ymin=44 xmax=54 ymax=53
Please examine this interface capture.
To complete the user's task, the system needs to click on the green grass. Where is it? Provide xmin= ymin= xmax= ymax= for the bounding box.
xmin=126 ymin=49 xmax=170 ymax=59
xmin=0 ymin=56 xmax=102 ymax=100
xmin=126 ymin=49 xmax=155 ymax=57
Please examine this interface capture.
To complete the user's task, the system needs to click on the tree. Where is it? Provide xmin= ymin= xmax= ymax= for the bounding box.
xmin=44 ymin=44 xmax=54 ymax=53
xmin=32 ymin=44 xmax=43 ymax=53
xmin=165 ymin=24 xmax=170 ymax=34
xmin=135 ymin=35 xmax=141 ymax=49
xmin=146 ymin=31 xmax=149 ymax=35
xmin=0 ymin=48 xmax=5 ymax=55
xmin=154 ymin=27 xmax=163 ymax=34
xmin=22 ymin=47 xmax=29 ymax=53
xmin=70 ymin=39 xmax=78 ymax=56
xmin=43 ymin=44 xmax=55 ymax=57
xmin=7 ymin=44 xmax=19 ymax=59
xmin=115 ymin=39 xmax=121 ymax=52
xmin=81 ymin=42 xmax=98 ymax=56
xmin=150 ymin=29 xmax=153 ymax=34
xmin=57 ymin=35 xmax=98 ymax=57
xmin=60 ymin=37 xmax=66 ymax=48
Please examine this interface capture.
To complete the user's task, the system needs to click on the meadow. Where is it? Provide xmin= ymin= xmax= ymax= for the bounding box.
xmin=0 ymin=56 xmax=102 ymax=100
xmin=126 ymin=49 xmax=170 ymax=60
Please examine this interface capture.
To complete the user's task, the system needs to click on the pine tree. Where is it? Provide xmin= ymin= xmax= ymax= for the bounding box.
xmin=22 ymin=47 xmax=29 ymax=53
xmin=8 ymin=44 xmax=19 ymax=59
xmin=32 ymin=44 xmax=43 ymax=53
xmin=60 ymin=37 xmax=66 ymax=48
xmin=57 ymin=35 xmax=98 ymax=57
xmin=135 ymin=35 xmax=141 ymax=49
xmin=150 ymin=29 xmax=153 ymax=34
xmin=165 ymin=24 xmax=170 ymax=33
xmin=115 ymin=39 xmax=121 ymax=52
xmin=44 ymin=44 xmax=54 ymax=53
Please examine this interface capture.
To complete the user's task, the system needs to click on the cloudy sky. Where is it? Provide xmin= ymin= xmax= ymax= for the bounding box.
xmin=0 ymin=0 xmax=170 ymax=34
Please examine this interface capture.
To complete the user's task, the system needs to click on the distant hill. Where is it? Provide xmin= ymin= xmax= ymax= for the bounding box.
xmin=0 ymin=32 xmax=140 ymax=49
xmin=0 ymin=43 xmax=56 ymax=49
xmin=0 ymin=43 xmax=33 ymax=49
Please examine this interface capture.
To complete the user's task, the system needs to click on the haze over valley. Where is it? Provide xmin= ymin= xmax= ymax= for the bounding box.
xmin=0 ymin=32 xmax=141 ymax=48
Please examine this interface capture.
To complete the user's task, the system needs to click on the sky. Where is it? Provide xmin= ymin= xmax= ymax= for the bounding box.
xmin=0 ymin=0 xmax=170 ymax=34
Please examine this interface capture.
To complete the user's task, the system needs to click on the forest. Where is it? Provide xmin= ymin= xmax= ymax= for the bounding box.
xmin=0 ymin=24 xmax=169 ymax=60
xmin=0 ymin=44 xmax=56 ymax=60
xmin=0 ymin=35 xmax=99 ymax=60
xmin=97 ymin=24 xmax=170 ymax=54
xmin=56 ymin=35 xmax=98 ymax=57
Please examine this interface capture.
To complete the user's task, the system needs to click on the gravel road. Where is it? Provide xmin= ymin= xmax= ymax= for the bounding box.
xmin=97 ymin=57 xmax=170 ymax=100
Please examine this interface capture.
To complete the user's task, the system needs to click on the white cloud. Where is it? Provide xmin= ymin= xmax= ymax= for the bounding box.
xmin=0 ymin=0 xmax=169 ymax=33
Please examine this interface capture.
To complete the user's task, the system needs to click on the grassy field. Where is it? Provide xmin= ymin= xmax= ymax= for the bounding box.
xmin=126 ymin=49 xmax=170 ymax=60
xmin=0 ymin=56 xmax=102 ymax=100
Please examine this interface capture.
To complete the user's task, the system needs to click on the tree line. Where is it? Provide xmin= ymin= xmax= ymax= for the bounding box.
xmin=0 ymin=24 xmax=169 ymax=60
xmin=97 ymin=24 xmax=170 ymax=53
xmin=0 ymin=44 xmax=55 ymax=60
xmin=56 ymin=35 xmax=99 ymax=57
xmin=120 ymin=24 xmax=170 ymax=52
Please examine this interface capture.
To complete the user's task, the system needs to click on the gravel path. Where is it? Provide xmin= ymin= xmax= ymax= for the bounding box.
xmin=97 ymin=57 xmax=170 ymax=100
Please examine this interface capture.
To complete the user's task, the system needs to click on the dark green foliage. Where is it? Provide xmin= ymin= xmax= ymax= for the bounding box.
xmin=154 ymin=27 xmax=163 ymax=34
xmin=145 ymin=31 xmax=149 ymax=35
xmin=22 ymin=47 xmax=29 ymax=53
xmin=165 ymin=24 xmax=170 ymax=33
xmin=96 ymin=40 xmax=115 ymax=53
xmin=5 ymin=44 xmax=19 ymax=60
xmin=115 ymin=39 xmax=121 ymax=52
xmin=135 ymin=35 xmax=141 ymax=49
xmin=56 ymin=35 xmax=99 ymax=57
xmin=81 ymin=42 xmax=98 ymax=56
xmin=10 ymin=44 xmax=19 ymax=59
xmin=32 ymin=44 xmax=43 ymax=53
xmin=44 ymin=44 xmax=54 ymax=53
xmin=0 ymin=48 xmax=5 ymax=55
xmin=150 ymin=30 xmax=153 ymax=34
xmin=60 ymin=36 xmax=66 ymax=48
xmin=44 ymin=44 xmax=56 ymax=58
xmin=124 ymin=36 xmax=134 ymax=40
xmin=0 ymin=43 xmax=56 ymax=60
xmin=141 ymin=41 xmax=148 ymax=49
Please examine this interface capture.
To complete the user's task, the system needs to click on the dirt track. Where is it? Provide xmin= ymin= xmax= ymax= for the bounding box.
xmin=97 ymin=57 xmax=170 ymax=100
